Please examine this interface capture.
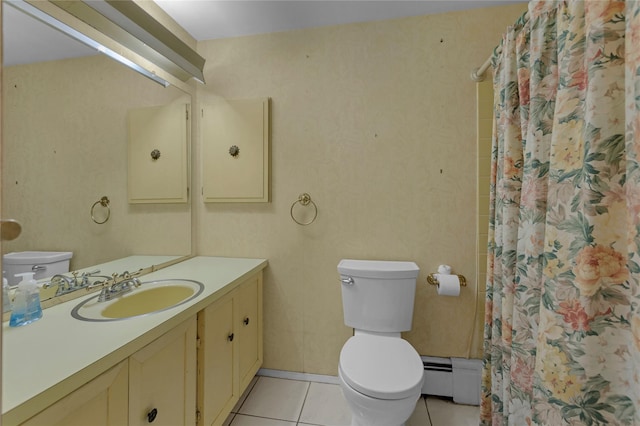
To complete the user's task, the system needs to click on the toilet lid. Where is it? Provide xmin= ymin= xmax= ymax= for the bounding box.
xmin=339 ymin=335 xmax=423 ymax=400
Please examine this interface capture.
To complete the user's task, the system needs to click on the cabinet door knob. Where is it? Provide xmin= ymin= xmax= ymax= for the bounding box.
xmin=147 ymin=408 xmax=158 ymax=423
xmin=243 ymin=317 xmax=250 ymax=326
xmin=228 ymin=332 xmax=234 ymax=342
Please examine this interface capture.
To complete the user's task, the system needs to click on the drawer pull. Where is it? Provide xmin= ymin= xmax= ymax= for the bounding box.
xmin=228 ymin=333 xmax=235 ymax=342
xmin=243 ymin=317 xmax=250 ymax=326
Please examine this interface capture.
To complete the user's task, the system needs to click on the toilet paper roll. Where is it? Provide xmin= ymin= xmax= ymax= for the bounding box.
xmin=437 ymin=264 xmax=452 ymax=275
xmin=436 ymin=274 xmax=461 ymax=297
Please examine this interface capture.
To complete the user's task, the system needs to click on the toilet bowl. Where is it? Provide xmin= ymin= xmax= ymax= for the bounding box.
xmin=338 ymin=333 xmax=424 ymax=426
xmin=337 ymin=259 xmax=424 ymax=426
xmin=339 ymin=372 xmax=422 ymax=426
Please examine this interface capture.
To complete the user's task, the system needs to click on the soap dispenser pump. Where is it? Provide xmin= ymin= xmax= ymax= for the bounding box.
xmin=9 ymin=272 xmax=43 ymax=327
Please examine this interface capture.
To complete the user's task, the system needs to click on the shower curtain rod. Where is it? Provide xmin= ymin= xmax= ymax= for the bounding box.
xmin=470 ymin=47 xmax=501 ymax=82
xmin=470 ymin=10 xmax=529 ymax=82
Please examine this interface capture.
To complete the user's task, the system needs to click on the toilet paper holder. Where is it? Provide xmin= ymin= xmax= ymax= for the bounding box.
xmin=427 ymin=273 xmax=467 ymax=287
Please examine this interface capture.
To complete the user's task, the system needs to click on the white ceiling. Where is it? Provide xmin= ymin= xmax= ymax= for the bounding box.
xmin=3 ymin=0 xmax=525 ymax=66
xmin=155 ymin=1 xmax=524 ymax=41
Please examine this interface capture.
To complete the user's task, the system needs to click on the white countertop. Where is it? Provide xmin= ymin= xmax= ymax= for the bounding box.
xmin=2 ymin=256 xmax=267 ymax=425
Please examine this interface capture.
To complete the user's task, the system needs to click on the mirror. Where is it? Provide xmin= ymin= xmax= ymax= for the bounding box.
xmin=1 ymin=4 xmax=192 ymax=290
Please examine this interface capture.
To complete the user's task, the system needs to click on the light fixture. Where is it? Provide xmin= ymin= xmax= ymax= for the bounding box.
xmin=6 ymin=0 xmax=171 ymax=87
xmin=7 ymin=0 xmax=209 ymax=87
xmin=51 ymin=0 xmax=206 ymax=84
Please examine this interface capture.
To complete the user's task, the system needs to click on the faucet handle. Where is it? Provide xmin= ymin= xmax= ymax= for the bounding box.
xmin=70 ymin=271 xmax=80 ymax=287
xmin=43 ymin=279 xmax=57 ymax=289
xmin=81 ymin=270 xmax=100 ymax=277
xmin=86 ymin=279 xmax=108 ymax=291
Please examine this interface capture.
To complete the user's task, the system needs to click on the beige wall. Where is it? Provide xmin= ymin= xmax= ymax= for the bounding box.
xmin=2 ymin=56 xmax=191 ymax=271
xmin=195 ymin=4 xmax=525 ymax=375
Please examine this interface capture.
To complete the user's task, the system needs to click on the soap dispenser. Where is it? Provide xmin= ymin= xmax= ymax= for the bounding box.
xmin=9 ymin=272 xmax=43 ymax=327
xmin=2 ymin=271 xmax=11 ymax=313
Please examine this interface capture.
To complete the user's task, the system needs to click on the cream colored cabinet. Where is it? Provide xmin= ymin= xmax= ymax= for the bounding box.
xmin=197 ymin=273 xmax=263 ymax=426
xmin=21 ymin=318 xmax=196 ymax=426
xmin=21 ymin=360 xmax=129 ymax=426
xmin=236 ymin=275 xmax=261 ymax=392
xmin=129 ymin=316 xmax=197 ymax=426
xmin=197 ymin=297 xmax=235 ymax=426
xmin=201 ymin=98 xmax=270 ymax=203
xmin=15 ymin=279 xmax=258 ymax=426
xmin=128 ymin=102 xmax=190 ymax=203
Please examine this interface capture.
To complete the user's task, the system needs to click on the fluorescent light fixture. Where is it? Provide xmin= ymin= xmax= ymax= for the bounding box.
xmin=6 ymin=0 xmax=170 ymax=87
xmin=51 ymin=0 xmax=206 ymax=84
xmin=80 ymin=0 xmax=205 ymax=84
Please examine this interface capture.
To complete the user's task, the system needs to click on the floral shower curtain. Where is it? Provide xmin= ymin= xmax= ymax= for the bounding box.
xmin=481 ymin=1 xmax=640 ymax=425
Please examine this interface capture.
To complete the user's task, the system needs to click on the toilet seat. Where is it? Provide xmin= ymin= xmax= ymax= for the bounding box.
xmin=339 ymin=334 xmax=423 ymax=400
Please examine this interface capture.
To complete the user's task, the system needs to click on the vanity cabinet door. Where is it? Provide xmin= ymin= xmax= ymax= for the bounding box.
xmin=21 ymin=360 xmax=128 ymax=426
xmin=197 ymin=296 xmax=236 ymax=426
xmin=236 ymin=275 xmax=263 ymax=392
xmin=197 ymin=272 xmax=263 ymax=426
xmin=129 ymin=316 xmax=197 ymax=426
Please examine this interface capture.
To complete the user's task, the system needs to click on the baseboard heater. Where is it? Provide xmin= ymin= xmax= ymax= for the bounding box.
xmin=421 ymin=356 xmax=482 ymax=406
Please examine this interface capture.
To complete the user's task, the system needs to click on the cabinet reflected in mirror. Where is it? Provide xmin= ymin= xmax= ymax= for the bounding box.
xmin=2 ymin=6 xmax=191 ymax=282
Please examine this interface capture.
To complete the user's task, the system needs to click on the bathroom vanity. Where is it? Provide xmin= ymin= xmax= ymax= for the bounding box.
xmin=2 ymin=256 xmax=267 ymax=426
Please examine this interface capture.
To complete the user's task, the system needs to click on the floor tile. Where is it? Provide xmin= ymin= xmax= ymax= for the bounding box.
xmin=427 ymin=396 xmax=479 ymax=426
xmin=238 ymin=376 xmax=310 ymax=422
xmin=299 ymin=382 xmax=352 ymax=426
xmin=230 ymin=414 xmax=296 ymax=426
xmin=407 ymin=397 xmax=432 ymax=426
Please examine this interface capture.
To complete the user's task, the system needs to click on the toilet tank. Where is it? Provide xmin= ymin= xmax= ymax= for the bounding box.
xmin=338 ymin=259 xmax=419 ymax=333
xmin=3 ymin=251 xmax=73 ymax=286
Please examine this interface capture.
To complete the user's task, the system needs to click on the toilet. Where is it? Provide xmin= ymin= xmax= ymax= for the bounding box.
xmin=337 ymin=259 xmax=424 ymax=426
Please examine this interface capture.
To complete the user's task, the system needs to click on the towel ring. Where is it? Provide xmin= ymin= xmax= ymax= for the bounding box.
xmin=91 ymin=196 xmax=111 ymax=224
xmin=290 ymin=193 xmax=317 ymax=226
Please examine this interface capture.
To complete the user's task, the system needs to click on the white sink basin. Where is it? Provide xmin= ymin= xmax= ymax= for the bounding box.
xmin=71 ymin=279 xmax=204 ymax=322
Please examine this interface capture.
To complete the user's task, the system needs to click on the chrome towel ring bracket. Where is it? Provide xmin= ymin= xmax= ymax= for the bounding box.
xmin=290 ymin=193 xmax=317 ymax=226
xmin=91 ymin=196 xmax=111 ymax=224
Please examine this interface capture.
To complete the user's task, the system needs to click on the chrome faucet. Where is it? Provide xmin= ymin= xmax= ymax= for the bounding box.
xmin=49 ymin=274 xmax=75 ymax=293
xmin=79 ymin=270 xmax=110 ymax=287
xmin=45 ymin=270 xmax=110 ymax=297
xmin=96 ymin=272 xmax=142 ymax=302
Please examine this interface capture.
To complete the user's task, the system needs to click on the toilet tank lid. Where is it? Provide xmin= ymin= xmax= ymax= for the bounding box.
xmin=338 ymin=259 xmax=419 ymax=279
xmin=3 ymin=251 xmax=73 ymax=265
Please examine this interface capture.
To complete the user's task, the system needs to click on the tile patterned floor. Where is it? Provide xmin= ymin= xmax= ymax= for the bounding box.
xmin=224 ymin=376 xmax=480 ymax=426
